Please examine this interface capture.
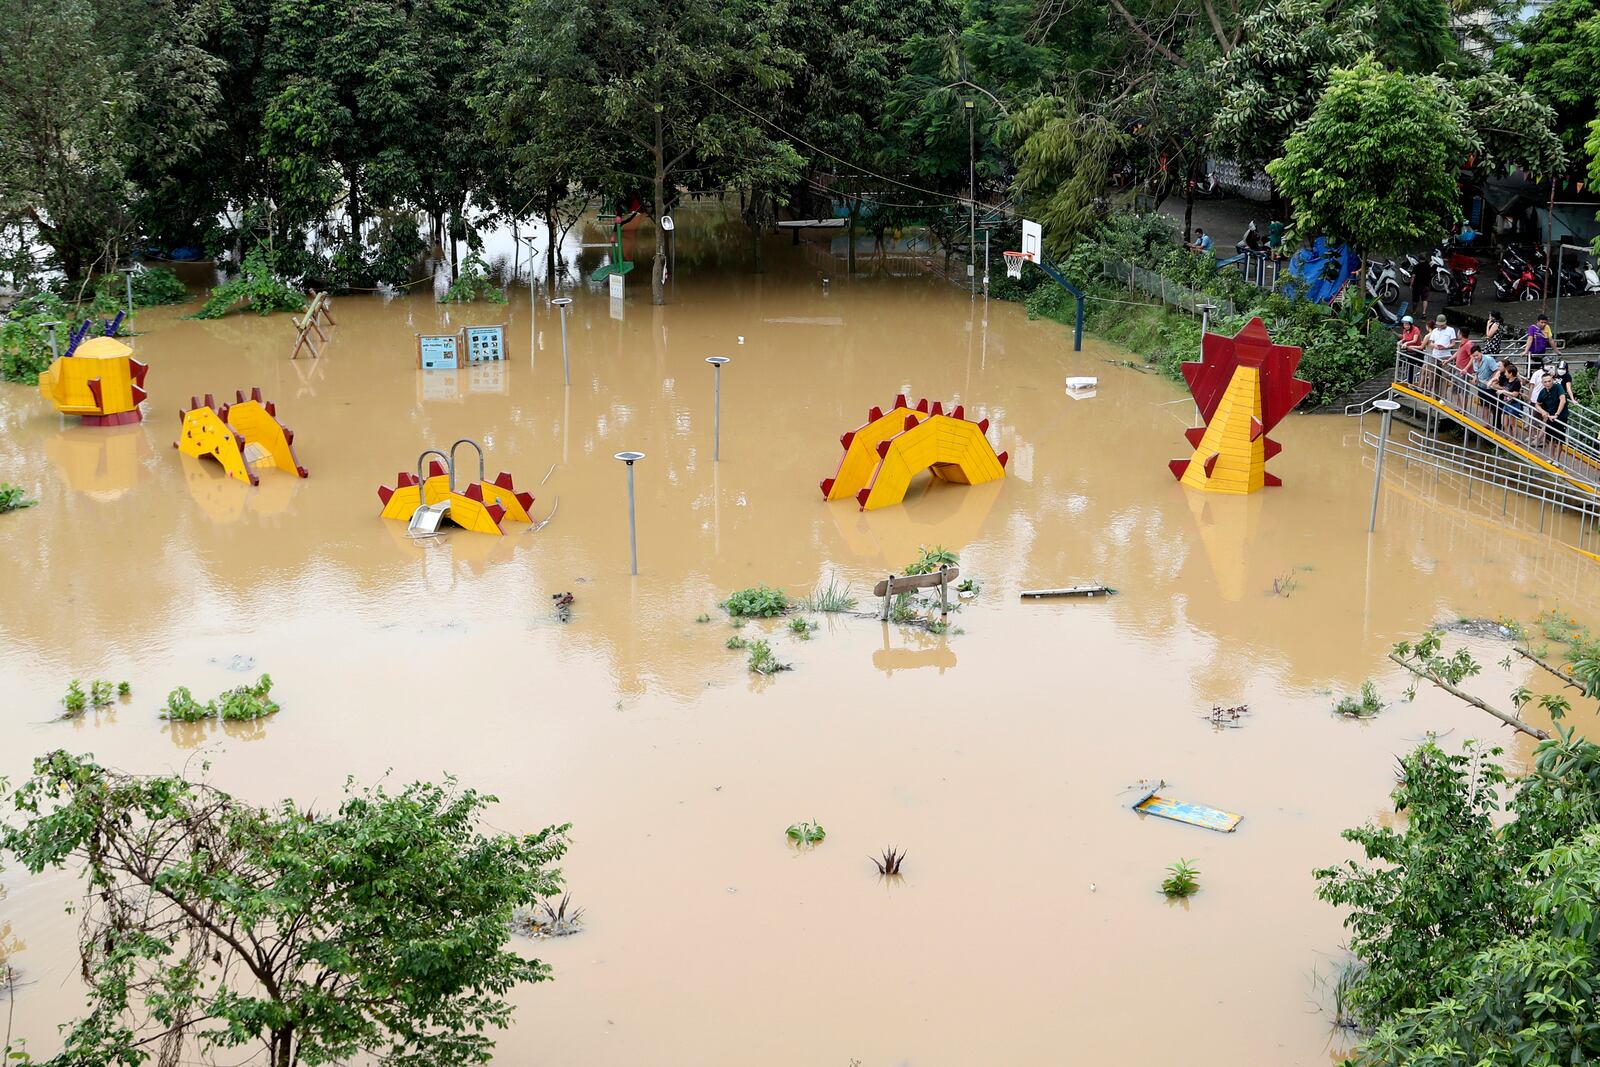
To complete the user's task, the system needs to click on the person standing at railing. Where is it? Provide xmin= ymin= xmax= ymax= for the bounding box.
xmin=1423 ymin=314 xmax=1458 ymax=396
xmin=1536 ymin=370 xmax=1569 ymax=458
xmin=1473 ymin=339 xmax=1499 ymax=420
xmin=1483 ymin=310 xmax=1506 ymax=359
xmin=1398 ymin=315 xmax=1424 ymax=384
xmin=1490 ymin=359 xmax=1523 ymax=435
xmin=1452 ymin=331 xmax=1479 ymax=410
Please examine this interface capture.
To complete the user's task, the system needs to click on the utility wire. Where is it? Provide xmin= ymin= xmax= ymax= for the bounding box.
xmin=697 ymin=81 xmax=985 ymax=207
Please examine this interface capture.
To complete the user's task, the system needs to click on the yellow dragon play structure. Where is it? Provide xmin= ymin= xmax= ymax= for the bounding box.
xmin=821 ymin=393 xmax=1008 ymax=510
xmin=39 ymin=335 xmax=150 ymax=426
xmin=176 ymin=389 xmax=308 ymax=485
xmin=377 ymin=439 xmax=536 ymax=536
xmin=1169 ymin=317 xmax=1311 ymax=494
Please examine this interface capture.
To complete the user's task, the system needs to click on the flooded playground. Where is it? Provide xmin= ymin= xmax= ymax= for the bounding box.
xmin=3 ymin=212 xmax=1599 ymax=1065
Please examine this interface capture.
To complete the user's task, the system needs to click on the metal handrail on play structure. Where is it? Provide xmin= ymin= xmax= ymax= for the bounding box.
xmin=451 ymin=438 xmax=486 ymax=490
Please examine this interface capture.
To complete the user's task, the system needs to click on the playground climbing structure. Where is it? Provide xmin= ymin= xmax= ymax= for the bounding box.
xmin=1169 ymin=317 xmax=1311 ymax=494
xmin=377 ymin=439 xmax=536 ymax=536
xmin=176 ymin=389 xmax=308 ymax=485
xmin=822 ymin=393 xmax=1008 ymax=511
xmin=38 ymin=319 xmax=149 ymax=426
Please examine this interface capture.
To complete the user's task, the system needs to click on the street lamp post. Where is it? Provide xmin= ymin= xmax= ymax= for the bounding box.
xmin=705 ymin=356 xmax=730 ymax=461
xmin=1368 ymin=399 xmax=1401 ymax=533
xmin=965 ymin=99 xmax=976 ymax=299
xmin=551 ymin=297 xmax=573 ymax=386
xmin=614 ymin=451 xmax=645 ymax=575
xmin=119 ymin=267 xmax=136 ymax=320
xmin=40 ymin=321 xmax=61 ymax=359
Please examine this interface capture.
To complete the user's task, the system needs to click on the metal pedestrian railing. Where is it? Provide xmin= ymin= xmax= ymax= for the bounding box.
xmin=1389 ymin=348 xmax=1600 ymax=493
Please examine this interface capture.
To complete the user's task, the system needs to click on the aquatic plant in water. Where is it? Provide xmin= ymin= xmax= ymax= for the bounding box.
xmin=904 ymin=545 xmax=958 ymax=576
xmin=440 ymin=253 xmax=508 ymax=304
xmin=873 ymin=847 xmax=906 ymax=876
xmin=722 ymin=585 xmax=791 ymax=617
xmin=161 ymin=674 xmax=279 ymax=723
xmin=1161 ymin=859 xmax=1200 ymax=898
xmin=788 ymin=617 xmax=817 ymax=640
xmin=1334 ymin=680 xmax=1383 ymax=719
xmin=510 ymin=893 xmax=585 ymax=937
xmin=0 ymin=484 xmax=37 ymax=513
xmin=801 ymin=577 xmax=857 ymax=613
xmin=191 ymin=250 xmax=306 ymax=319
xmin=786 ymin=820 xmax=826 ymax=844
xmin=62 ymin=681 xmax=87 ymax=716
xmin=746 ymin=639 xmax=790 ymax=675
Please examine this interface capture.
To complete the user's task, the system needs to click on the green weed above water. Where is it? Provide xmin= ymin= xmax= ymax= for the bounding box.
xmin=904 ymin=545 xmax=958 ymax=576
xmin=788 ymin=617 xmax=818 ymax=640
xmin=722 ymin=585 xmax=791 ymax=618
xmin=1161 ymin=859 xmax=1200 ymax=898
xmin=0 ymin=483 xmax=37 ymax=513
xmin=746 ymin=639 xmax=790 ymax=676
xmin=161 ymin=674 xmax=279 ymax=723
xmin=800 ymin=577 xmax=856 ymax=613
xmin=786 ymin=820 xmax=826 ymax=845
xmin=1334 ymin=680 xmax=1384 ymax=719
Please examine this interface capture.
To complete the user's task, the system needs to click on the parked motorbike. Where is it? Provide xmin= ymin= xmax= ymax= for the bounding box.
xmin=1427 ymin=242 xmax=1480 ymax=292
xmin=1494 ymin=249 xmax=1543 ymax=302
xmin=1584 ymin=262 xmax=1600 ymax=294
xmin=1364 ymin=258 xmax=1401 ymax=304
xmin=1447 ymin=267 xmax=1478 ymax=306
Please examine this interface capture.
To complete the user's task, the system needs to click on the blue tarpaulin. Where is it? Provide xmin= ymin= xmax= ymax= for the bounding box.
xmin=1280 ymin=237 xmax=1359 ymax=304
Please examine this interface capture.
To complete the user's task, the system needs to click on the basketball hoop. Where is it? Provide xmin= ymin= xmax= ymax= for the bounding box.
xmin=1004 ymin=250 xmax=1030 ymax=280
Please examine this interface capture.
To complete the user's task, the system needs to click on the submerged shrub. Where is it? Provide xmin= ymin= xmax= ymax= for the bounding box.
xmin=722 ymin=585 xmax=791 ymax=618
xmin=161 ymin=674 xmax=279 ymax=723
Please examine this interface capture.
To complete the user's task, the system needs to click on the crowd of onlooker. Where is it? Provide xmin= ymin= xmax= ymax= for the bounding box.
xmin=1397 ymin=309 xmax=1580 ymax=462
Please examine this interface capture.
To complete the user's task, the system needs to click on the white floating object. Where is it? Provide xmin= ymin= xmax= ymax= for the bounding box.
xmin=1065 ymin=376 xmax=1098 ymax=390
xmin=737 ymin=336 xmax=745 ymax=345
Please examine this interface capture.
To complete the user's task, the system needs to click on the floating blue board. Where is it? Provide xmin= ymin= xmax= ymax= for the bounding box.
xmin=1132 ymin=792 xmax=1242 ymax=833
xmin=418 ymin=333 xmax=460 ymax=370
xmin=463 ymin=324 xmax=506 ymax=364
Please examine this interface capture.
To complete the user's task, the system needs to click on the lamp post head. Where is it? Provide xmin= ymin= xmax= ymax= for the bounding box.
xmin=1372 ymin=399 xmax=1401 ymax=412
xmin=614 ymin=451 xmax=645 ymax=465
xmin=705 ymin=356 xmax=730 ymax=367
xmin=551 ymin=297 xmax=573 ymax=309
xmin=964 ymin=99 xmax=974 ymax=110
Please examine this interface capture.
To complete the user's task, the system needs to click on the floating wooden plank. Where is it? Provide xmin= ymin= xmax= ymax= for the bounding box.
xmin=872 ymin=566 xmax=960 ymax=598
xmin=1131 ymin=791 xmax=1242 ymax=833
xmin=1021 ymin=585 xmax=1115 ymax=598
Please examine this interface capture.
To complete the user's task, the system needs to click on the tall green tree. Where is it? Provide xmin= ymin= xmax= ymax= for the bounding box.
xmin=0 ymin=0 xmax=218 ymax=284
xmin=498 ymin=0 xmax=801 ymax=303
xmin=0 ymin=751 xmax=570 ymax=1067
xmin=1497 ymin=0 xmax=1600 ymax=171
xmin=1211 ymin=0 xmax=1374 ymax=172
xmin=1267 ymin=58 xmax=1469 ymax=254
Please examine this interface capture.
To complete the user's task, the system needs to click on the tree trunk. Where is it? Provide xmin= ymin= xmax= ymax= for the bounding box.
xmin=546 ymin=211 xmax=557 ymax=287
xmin=1183 ymin=176 xmax=1195 ymax=244
xmin=271 ymin=1027 xmax=293 ymax=1067
xmin=652 ymin=109 xmax=667 ymax=306
xmin=848 ymin=199 xmax=857 ymax=276
xmin=753 ymin=219 xmax=764 ymax=273
xmin=345 ymin=164 xmax=363 ymax=248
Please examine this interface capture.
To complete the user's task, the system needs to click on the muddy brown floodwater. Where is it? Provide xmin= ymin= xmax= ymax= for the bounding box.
xmin=2 ymin=210 xmax=1599 ymax=1065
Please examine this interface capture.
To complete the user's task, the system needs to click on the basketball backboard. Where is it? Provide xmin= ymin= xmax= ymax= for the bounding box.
xmin=1021 ymin=219 xmax=1042 ymax=261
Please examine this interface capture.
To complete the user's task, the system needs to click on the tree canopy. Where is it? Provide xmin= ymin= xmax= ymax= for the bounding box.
xmin=0 ymin=0 xmax=1587 ymax=294
xmin=0 ymin=752 xmax=569 ymax=1067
